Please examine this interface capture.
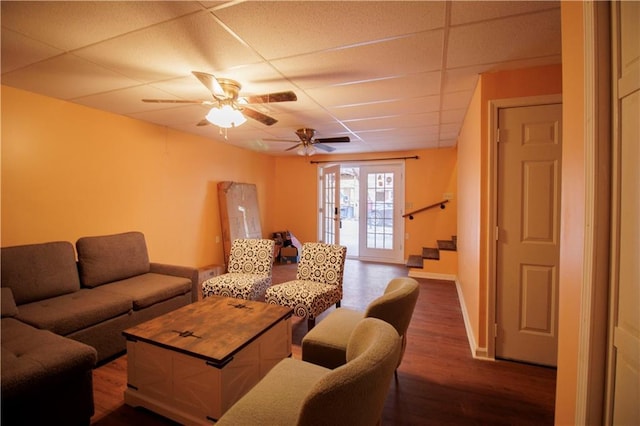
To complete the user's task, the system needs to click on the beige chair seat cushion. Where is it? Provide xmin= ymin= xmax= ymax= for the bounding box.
xmin=302 ymin=307 xmax=364 ymax=369
xmin=301 ymin=277 xmax=420 ymax=370
xmin=218 ymin=318 xmax=400 ymax=426
xmin=216 ymin=357 xmax=328 ymax=425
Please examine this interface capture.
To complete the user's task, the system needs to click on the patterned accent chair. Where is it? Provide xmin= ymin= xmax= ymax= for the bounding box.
xmin=202 ymin=239 xmax=275 ymax=301
xmin=301 ymin=277 xmax=420 ymax=375
xmin=265 ymin=242 xmax=346 ymax=330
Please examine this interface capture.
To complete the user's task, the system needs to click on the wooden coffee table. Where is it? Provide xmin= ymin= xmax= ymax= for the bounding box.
xmin=123 ymin=296 xmax=292 ymax=424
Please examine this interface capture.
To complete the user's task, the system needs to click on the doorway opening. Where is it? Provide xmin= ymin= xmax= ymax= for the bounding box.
xmin=319 ymin=161 xmax=404 ymax=264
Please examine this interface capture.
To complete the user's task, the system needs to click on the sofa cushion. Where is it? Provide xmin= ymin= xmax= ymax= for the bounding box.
xmin=1 ymin=241 xmax=81 ymax=305
xmin=96 ymin=273 xmax=192 ymax=310
xmin=15 ymin=289 xmax=132 ymax=336
xmin=1 ymin=288 xmax=19 ymax=318
xmin=76 ymin=231 xmax=150 ymax=288
xmin=1 ymin=318 xmax=97 ymax=398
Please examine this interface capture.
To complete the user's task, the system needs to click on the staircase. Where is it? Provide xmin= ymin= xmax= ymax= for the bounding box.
xmin=407 ymin=236 xmax=457 ymax=277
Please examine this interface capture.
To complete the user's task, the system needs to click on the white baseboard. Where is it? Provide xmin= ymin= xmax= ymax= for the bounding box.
xmin=410 ymin=271 xmax=493 ymax=361
xmin=408 ymin=270 xmax=457 ymax=281
xmin=454 ymin=278 xmax=491 ymax=361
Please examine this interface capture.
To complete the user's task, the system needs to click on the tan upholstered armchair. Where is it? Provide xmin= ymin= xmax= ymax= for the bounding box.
xmin=202 ymin=238 xmax=275 ymax=301
xmin=301 ymin=276 xmax=420 ymax=371
xmin=265 ymin=242 xmax=346 ymax=330
xmin=216 ymin=317 xmax=401 ymax=426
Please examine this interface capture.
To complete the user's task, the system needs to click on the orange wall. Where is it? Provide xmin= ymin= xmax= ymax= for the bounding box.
xmin=456 ymin=63 xmax=563 ymax=352
xmin=271 ymin=149 xmax=458 ymax=258
xmin=555 ymin=3 xmax=586 ymax=424
xmin=2 ymin=85 xmax=457 ymax=267
xmin=1 ymin=85 xmax=276 ymax=268
xmin=457 ymin=79 xmax=483 ymax=348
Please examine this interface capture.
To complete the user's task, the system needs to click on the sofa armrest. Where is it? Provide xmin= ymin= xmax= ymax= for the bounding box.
xmin=149 ymin=263 xmax=199 ymax=303
xmin=1 ymin=287 xmax=19 ymax=318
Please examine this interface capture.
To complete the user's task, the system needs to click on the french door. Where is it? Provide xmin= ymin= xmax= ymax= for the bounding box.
xmin=319 ymin=164 xmax=340 ymax=244
xmin=319 ymin=162 xmax=404 ymax=264
xmin=358 ymin=164 xmax=404 ymax=263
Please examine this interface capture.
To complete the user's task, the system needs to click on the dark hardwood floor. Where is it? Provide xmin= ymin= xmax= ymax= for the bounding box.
xmin=91 ymin=260 xmax=556 ymax=425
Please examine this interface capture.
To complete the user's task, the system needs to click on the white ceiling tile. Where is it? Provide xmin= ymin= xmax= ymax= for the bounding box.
xmin=0 ymin=29 xmax=64 ymax=73
xmin=1 ymin=54 xmax=140 ymax=100
xmin=450 ymin=1 xmax=559 ymax=26
xmin=306 ymin=72 xmax=441 ymax=107
xmin=442 ymin=91 xmax=474 ymax=111
xmin=441 ymin=109 xmax=468 ymax=124
xmin=73 ymin=85 xmax=192 ymax=115
xmin=129 ymin=104 xmax=211 ymax=127
xmin=148 ymin=76 xmax=213 ymax=101
xmin=270 ymin=31 xmax=444 ymax=89
xmin=343 ymin=111 xmax=440 ymax=132
xmin=213 ymin=1 xmax=446 ymax=59
xmin=0 ymin=1 xmax=204 ymax=51
xmin=73 ymin=11 xmax=263 ymax=82
xmin=443 ymin=67 xmax=482 ymax=93
xmin=0 ymin=1 xmax=563 ymax=156
xmin=447 ymin=9 xmax=561 ymax=69
xmin=329 ymin=95 xmax=440 ymax=121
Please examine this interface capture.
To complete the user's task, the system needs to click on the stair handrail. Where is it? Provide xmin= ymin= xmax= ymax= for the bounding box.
xmin=403 ymin=199 xmax=449 ymax=220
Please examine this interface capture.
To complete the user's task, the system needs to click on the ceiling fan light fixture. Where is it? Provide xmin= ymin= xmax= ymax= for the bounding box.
xmin=296 ymin=144 xmax=317 ymax=156
xmin=205 ymin=104 xmax=247 ymax=128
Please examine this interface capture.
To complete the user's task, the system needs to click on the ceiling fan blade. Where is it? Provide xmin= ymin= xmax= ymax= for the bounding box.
xmin=241 ymin=107 xmax=277 ymax=126
xmin=196 ymin=119 xmax=210 ymax=127
xmin=142 ymin=99 xmax=213 ymax=105
xmin=315 ymin=136 xmax=350 ymax=143
xmin=243 ymin=91 xmax=297 ymax=104
xmin=192 ymin=71 xmax=225 ymax=99
xmin=285 ymin=143 xmax=303 ymax=152
xmin=263 ymin=138 xmax=299 ymax=143
xmin=313 ymin=143 xmax=336 ymax=152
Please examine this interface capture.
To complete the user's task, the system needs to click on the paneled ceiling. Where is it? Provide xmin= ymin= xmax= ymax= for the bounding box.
xmin=1 ymin=1 xmax=561 ymax=156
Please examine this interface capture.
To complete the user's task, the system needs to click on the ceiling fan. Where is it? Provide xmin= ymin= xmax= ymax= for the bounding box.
xmin=267 ymin=128 xmax=350 ymax=156
xmin=142 ymin=71 xmax=297 ymax=128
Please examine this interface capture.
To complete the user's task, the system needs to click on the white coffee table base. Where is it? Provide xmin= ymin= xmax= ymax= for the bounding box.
xmin=125 ymin=317 xmax=291 ymax=424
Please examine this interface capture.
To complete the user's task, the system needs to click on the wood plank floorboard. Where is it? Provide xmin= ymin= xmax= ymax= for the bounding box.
xmin=91 ymin=260 xmax=556 ymax=425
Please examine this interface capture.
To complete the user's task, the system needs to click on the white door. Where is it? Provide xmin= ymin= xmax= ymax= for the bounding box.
xmin=319 ymin=164 xmax=340 ymax=245
xmin=495 ymin=103 xmax=562 ymax=367
xmin=358 ymin=164 xmax=404 ymax=263
xmin=608 ymin=1 xmax=640 ymax=423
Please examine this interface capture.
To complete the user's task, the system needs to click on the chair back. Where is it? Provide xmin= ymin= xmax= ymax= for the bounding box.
xmin=297 ymin=318 xmax=400 ymax=426
xmin=365 ymin=277 xmax=420 ymax=338
xmin=296 ymin=242 xmax=346 ymax=287
xmin=227 ymin=239 xmax=275 ymax=275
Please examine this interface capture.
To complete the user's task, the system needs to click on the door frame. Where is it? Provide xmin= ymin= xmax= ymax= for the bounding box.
xmin=486 ymin=94 xmax=563 ymax=361
xmin=358 ymin=162 xmax=405 ymax=264
xmin=316 ymin=160 xmax=405 ymax=263
xmin=318 ymin=164 xmax=341 ymax=245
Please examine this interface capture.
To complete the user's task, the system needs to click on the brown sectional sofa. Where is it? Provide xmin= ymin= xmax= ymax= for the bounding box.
xmin=1 ymin=231 xmax=198 ymax=425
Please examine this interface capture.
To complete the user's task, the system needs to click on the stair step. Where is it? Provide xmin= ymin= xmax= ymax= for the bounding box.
xmin=406 ymin=254 xmax=424 ymax=268
xmin=422 ymin=247 xmax=440 ymax=260
xmin=407 ymin=236 xmax=458 ymax=268
xmin=437 ymin=239 xmax=457 ymax=251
